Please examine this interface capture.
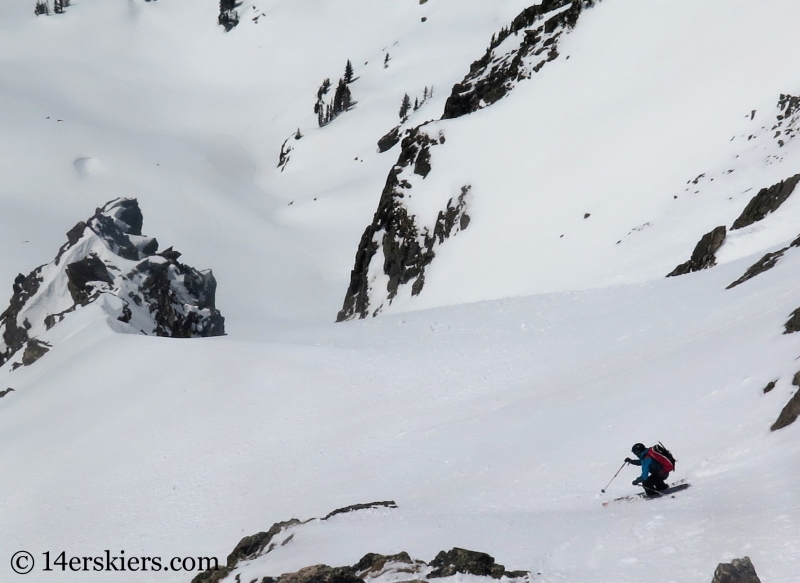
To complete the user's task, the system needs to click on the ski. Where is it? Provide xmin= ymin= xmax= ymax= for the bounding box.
xmin=602 ymin=483 xmax=691 ymax=506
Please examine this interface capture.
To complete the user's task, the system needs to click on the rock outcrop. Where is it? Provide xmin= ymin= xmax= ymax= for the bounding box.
xmin=337 ymin=125 xmax=471 ymax=321
xmin=727 ymin=232 xmax=800 ymax=289
xmin=731 ymin=173 xmax=800 ymax=230
xmin=0 ymin=198 xmax=224 ymax=370
xmin=323 ymin=501 xmax=397 ymax=520
xmin=667 ymin=226 xmax=726 ymax=277
xmin=192 ymin=503 xmax=529 ymax=583
xmin=377 ymin=126 xmax=401 ymax=153
xmin=772 ymin=93 xmax=800 ymax=148
xmin=192 ymin=519 xmax=305 ymax=583
xmin=770 ymin=372 xmax=800 ymax=431
xmin=429 ymin=548 xmax=527 ymax=579
xmin=338 ymin=1 xmax=603 ymax=322
xmin=711 ymin=557 xmax=762 ymax=583
xmin=442 ymin=0 xmax=598 ymax=120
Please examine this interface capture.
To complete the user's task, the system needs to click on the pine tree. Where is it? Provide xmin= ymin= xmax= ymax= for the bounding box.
xmin=423 ymin=86 xmax=428 ymax=102
xmin=384 ymin=53 xmax=390 ymax=68
xmin=344 ymin=60 xmax=354 ymax=84
xmin=34 ymin=0 xmax=50 ymax=15
xmin=53 ymin=0 xmax=63 ymax=14
xmin=414 ymin=98 xmax=419 ymax=111
xmin=399 ymin=93 xmax=411 ymax=120
xmin=333 ymin=79 xmax=352 ymax=114
xmin=218 ymin=0 xmax=240 ymax=31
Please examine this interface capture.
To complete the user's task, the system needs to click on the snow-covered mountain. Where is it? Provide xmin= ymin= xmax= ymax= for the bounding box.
xmin=0 ymin=197 xmax=223 ymax=370
xmin=2 ymin=1 xmax=800 ymax=583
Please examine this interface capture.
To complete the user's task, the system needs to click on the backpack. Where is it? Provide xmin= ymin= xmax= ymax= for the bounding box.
xmin=646 ymin=442 xmax=676 ymax=473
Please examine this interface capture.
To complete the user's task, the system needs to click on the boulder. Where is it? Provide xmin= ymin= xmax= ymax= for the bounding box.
xmin=429 ymin=548 xmax=517 ymax=579
xmin=711 ymin=557 xmax=761 ymax=583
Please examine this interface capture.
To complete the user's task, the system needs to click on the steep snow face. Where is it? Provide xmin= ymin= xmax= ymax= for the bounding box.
xmin=0 ymin=198 xmax=223 ymax=369
xmin=339 ymin=0 xmax=800 ymax=317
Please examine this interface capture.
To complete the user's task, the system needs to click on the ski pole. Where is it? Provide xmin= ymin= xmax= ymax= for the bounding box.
xmin=601 ymin=461 xmax=628 ymax=493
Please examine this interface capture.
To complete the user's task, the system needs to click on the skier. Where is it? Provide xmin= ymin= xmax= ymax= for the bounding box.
xmin=625 ymin=443 xmax=674 ymax=496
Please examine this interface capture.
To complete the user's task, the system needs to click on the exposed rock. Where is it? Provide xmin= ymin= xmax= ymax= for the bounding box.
xmin=442 ymin=0 xmax=598 ymax=120
xmin=378 ymin=126 xmax=401 ymax=153
xmin=192 ymin=519 xmax=303 ymax=583
xmin=667 ymin=226 xmax=726 ymax=277
xmin=193 ymin=513 xmax=529 ymax=583
xmin=772 ymin=391 xmax=800 ymax=431
xmin=770 ymin=372 xmax=800 ymax=431
xmin=429 ymin=548 xmax=526 ymax=580
xmin=66 ymin=255 xmax=114 ymax=306
xmin=771 ymin=94 xmax=800 ymax=147
xmin=337 ymin=123 xmax=471 ymax=321
xmin=729 ymin=233 xmax=800 ymax=289
xmin=278 ymin=138 xmax=293 ymax=171
xmin=324 ymin=501 xmax=397 ymax=520
xmin=280 ymin=565 xmax=363 ymax=583
xmin=0 ymin=272 xmax=42 ymax=365
xmin=731 ymin=174 xmax=800 ymax=230
xmin=0 ymin=198 xmax=224 ymax=370
xmin=711 ymin=557 xmax=762 ymax=583
xmin=0 ymin=387 xmax=14 ymax=399
xmin=727 ymin=248 xmax=787 ymax=289
xmin=762 ymin=380 xmax=776 ymax=394
xmin=353 ymin=553 xmax=413 ymax=576
xmin=228 ymin=520 xmax=303 ymax=564
xmin=784 ymin=305 xmax=800 ymax=333
xmin=21 ymin=339 xmax=51 ymax=367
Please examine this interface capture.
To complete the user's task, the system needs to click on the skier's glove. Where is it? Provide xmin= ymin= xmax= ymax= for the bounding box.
xmin=624 ymin=458 xmax=634 ymax=464
xmin=632 ymin=477 xmax=642 ymax=485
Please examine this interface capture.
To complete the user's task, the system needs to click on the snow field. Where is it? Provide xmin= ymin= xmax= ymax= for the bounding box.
xmin=3 ymin=248 xmax=800 ymax=582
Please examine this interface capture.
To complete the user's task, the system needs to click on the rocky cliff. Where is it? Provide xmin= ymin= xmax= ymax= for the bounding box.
xmin=0 ymin=198 xmax=224 ymax=369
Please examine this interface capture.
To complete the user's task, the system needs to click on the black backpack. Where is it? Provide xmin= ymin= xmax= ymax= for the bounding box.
xmin=653 ymin=442 xmax=677 ymax=469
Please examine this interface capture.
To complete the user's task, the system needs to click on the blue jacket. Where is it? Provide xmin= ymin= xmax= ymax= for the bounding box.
xmin=629 ymin=449 xmax=666 ymax=480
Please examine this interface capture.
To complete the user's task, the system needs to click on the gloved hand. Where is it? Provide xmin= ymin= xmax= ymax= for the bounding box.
xmin=632 ymin=477 xmax=642 ymax=486
xmin=624 ymin=458 xmax=634 ymax=464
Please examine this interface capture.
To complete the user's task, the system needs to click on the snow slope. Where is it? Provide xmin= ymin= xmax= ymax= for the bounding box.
xmin=3 ymin=250 xmax=800 ymax=583
xmin=2 ymin=1 xmax=800 ymax=582
xmin=341 ymin=0 xmax=800 ymax=316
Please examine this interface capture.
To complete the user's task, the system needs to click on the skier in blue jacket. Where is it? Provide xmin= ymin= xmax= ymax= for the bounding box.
xmin=626 ymin=443 xmax=671 ymax=495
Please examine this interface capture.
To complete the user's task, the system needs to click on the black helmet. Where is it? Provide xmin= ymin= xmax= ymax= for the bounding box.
xmin=631 ymin=443 xmax=646 ymax=455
